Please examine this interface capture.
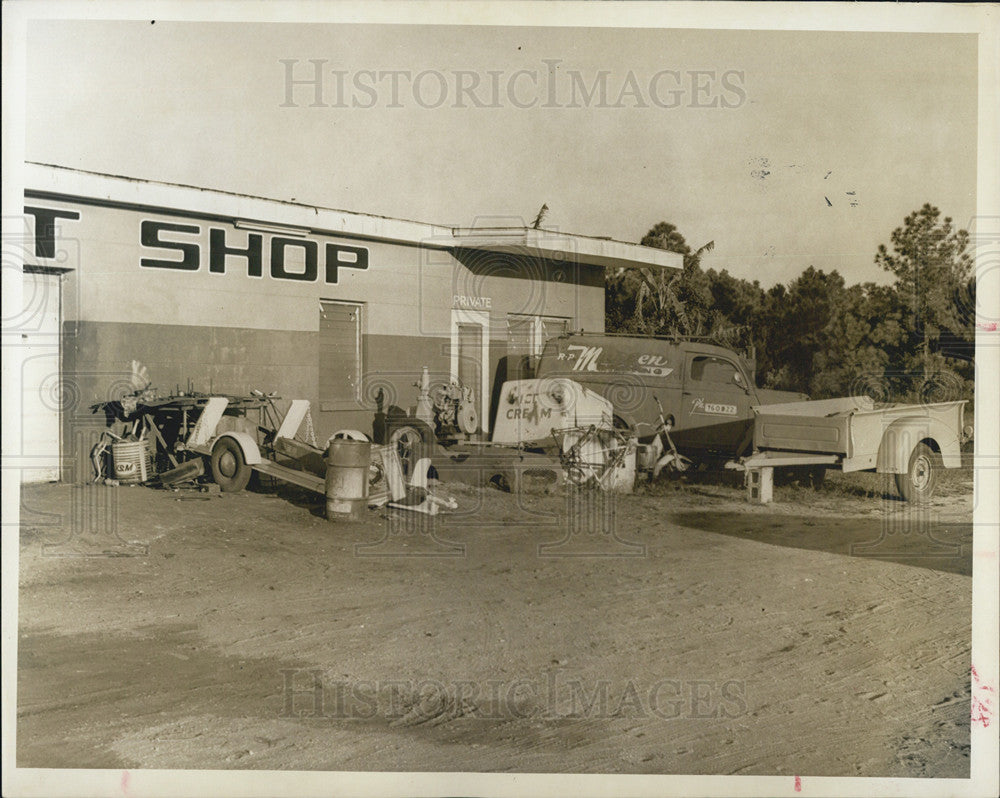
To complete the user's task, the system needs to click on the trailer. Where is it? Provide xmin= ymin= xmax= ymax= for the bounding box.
xmin=177 ymin=396 xmax=330 ymax=494
xmin=384 ymin=372 xmax=635 ymax=492
xmin=90 ymin=391 xmax=328 ymax=494
xmin=92 ymin=390 xmax=460 ymax=514
xmin=731 ymin=395 xmax=970 ymax=503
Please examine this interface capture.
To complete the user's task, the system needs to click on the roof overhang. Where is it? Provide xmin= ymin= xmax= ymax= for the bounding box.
xmin=451 ymin=227 xmax=682 ymax=271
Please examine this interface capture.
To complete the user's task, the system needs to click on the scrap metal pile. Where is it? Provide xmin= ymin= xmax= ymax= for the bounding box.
xmin=89 ymin=382 xmax=460 ymax=517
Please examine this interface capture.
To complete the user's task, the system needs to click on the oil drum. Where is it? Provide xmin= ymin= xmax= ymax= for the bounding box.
xmin=325 ymin=439 xmax=372 ymax=520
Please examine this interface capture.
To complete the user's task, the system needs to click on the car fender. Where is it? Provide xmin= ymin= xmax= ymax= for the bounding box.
xmin=214 ymin=431 xmax=262 ymax=465
xmin=876 ymin=416 xmax=960 ymax=474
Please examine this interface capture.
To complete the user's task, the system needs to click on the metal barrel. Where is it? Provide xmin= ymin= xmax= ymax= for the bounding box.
xmin=325 ymin=439 xmax=372 ymax=521
xmin=111 ymin=440 xmax=153 ymax=484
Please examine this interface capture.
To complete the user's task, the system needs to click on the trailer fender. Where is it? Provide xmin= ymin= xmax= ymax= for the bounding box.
xmin=214 ymin=431 xmax=262 ymax=465
xmin=876 ymin=417 xmax=960 ymax=474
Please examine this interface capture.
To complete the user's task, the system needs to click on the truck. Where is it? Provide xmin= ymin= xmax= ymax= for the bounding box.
xmin=385 ymin=334 xmax=806 ymax=493
xmin=748 ymin=395 xmax=967 ymax=503
xmin=534 ymin=332 xmax=970 ymax=502
xmin=534 ymin=332 xmax=805 ymax=457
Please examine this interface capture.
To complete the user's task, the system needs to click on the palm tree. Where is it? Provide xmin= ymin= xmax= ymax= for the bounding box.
xmin=626 ymin=222 xmax=714 ymax=335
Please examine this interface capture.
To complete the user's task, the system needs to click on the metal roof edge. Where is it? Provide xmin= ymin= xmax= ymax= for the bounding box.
xmin=24 ymin=163 xmax=682 ymax=269
xmin=24 ymin=162 xmax=453 ymax=248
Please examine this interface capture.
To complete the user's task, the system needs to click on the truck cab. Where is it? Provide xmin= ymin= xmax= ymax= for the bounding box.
xmin=535 ymin=333 xmax=806 ymax=458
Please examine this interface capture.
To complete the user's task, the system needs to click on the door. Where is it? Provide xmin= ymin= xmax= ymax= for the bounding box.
xmin=20 ymin=270 xmax=62 ymax=482
xmin=318 ymin=300 xmax=363 ymax=410
xmin=451 ymin=309 xmax=490 ymax=433
xmin=457 ymin=323 xmax=482 ymax=406
xmin=677 ymin=352 xmax=753 ymax=454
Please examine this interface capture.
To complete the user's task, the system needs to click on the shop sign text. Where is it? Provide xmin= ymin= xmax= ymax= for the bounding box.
xmin=140 ymin=220 xmax=369 ymax=284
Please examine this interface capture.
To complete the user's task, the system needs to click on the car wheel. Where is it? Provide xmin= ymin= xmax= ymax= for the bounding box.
xmin=210 ymin=437 xmax=252 ymax=493
xmin=895 ymin=442 xmax=941 ymax=504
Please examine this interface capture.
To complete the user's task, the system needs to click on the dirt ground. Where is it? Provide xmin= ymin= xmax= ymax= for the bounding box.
xmin=16 ymin=465 xmax=974 ymax=777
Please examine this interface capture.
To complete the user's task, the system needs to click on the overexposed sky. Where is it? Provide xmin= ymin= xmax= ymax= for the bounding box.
xmin=25 ymin=20 xmax=978 ymax=287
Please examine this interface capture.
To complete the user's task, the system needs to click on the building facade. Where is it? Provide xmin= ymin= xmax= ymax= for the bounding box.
xmin=18 ymin=163 xmax=680 ymax=481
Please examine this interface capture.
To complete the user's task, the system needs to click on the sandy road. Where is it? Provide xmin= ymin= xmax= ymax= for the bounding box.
xmin=16 ymin=473 xmax=973 ymax=776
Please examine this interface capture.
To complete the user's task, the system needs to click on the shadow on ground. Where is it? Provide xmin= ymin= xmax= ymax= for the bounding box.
xmin=672 ymin=510 xmax=972 ymax=576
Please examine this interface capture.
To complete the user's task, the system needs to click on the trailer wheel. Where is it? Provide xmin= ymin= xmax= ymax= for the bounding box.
xmin=895 ymin=442 xmax=940 ymax=504
xmin=210 ymin=437 xmax=252 ymax=493
xmin=389 ymin=423 xmax=430 ymax=479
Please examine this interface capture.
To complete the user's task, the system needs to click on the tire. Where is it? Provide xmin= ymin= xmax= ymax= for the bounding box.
xmin=895 ymin=442 xmax=941 ymax=504
xmin=367 ymin=458 xmax=386 ymax=494
xmin=388 ymin=422 xmax=432 ymax=480
xmin=210 ymin=437 xmax=252 ymax=493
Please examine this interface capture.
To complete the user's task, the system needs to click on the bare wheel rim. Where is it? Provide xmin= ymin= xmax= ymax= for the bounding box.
xmin=911 ymin=453 xmax=932 ymax=491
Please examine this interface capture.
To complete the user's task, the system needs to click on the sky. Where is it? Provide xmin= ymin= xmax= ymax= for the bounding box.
xmin=24 ymin=19 xmax=978 ymax=288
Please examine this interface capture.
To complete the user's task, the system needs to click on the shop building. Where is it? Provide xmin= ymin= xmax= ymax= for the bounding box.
xmin=18 ymin=162 xmax=680 ymax=481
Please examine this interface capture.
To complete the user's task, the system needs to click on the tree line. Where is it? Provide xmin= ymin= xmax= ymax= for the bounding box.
xmin=606 ymin=204 xmax=976 ymax=407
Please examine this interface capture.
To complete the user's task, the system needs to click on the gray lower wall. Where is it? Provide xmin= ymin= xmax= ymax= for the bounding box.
xmin=60 ymin=320 xmax=500 ymax=481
